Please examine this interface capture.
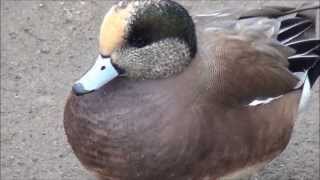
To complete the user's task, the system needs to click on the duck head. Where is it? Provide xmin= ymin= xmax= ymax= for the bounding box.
xmin=72 ymin=0 xmax=197 ymax=95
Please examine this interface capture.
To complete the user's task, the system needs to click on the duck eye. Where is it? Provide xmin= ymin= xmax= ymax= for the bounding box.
xmin=101 ymin=66 xmax=106 ymax=70
xmin=130 ymin=36 xmax=148 ymax=48
xmin=127 ymin=27 xmax=151 ymax=48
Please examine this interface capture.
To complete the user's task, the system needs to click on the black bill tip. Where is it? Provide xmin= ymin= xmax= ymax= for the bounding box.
xmin=72 ymin=83 xmax=94 ymax=96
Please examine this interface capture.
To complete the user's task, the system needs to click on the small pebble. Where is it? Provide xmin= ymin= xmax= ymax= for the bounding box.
xmin=9 ymin=156 xmax=15 ymax=160
xmin=14 ymin=75 xmax=22 ymax=80
xmin=17 ymin=162 xmax=25 ymax=166
xmin=64 ymin=19 xmax=72 ymax=24
xmin=9 ymin=32 xmax=17 ymax=39
xmin=23 ymin=28 xmax=30 ymax=33
xmin=55 ymin=50 xmax=62 ymax=55
xmin=40 ymin=46 xmax=50 ymax=54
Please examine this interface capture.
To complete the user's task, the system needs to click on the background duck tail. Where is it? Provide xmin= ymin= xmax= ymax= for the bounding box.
xmin=279 ymin=5 xmax=320 ymax=18
xmin=287 ymin=39 xmax=320 ymax=88
xmin=238 ymin=4 xmax=319 ymax=45
xmin=283 ymin=4 xmax=320 ymax=88
xmin=275 ymin=4 xmax=319 ymax=44
xmin=239 ymin=5 xmax=320 ymax=19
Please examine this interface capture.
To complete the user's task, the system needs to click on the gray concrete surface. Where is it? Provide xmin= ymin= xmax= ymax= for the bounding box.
xmin=1 ymin=0 xmax=319 ymax=180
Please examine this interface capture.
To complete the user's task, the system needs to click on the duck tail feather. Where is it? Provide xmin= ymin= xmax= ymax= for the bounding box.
xmin=277 ymin=19 xmax=312 ymax=44
xmin=286 ymin=39 xmax=320 ymax=55
xmin=288 ymin=54 xmax=319 ymax=72
xmin=287 ymin=38 xmax=320 ymax=76
xmin=279 ymin=17 xmax=305 ymax=29
xmin=238 ymin=5 xmax=319 ymax=43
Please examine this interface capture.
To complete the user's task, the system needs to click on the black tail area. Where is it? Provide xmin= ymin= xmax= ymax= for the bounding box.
xmin=288 ymin=55 xmax=319 ymax=72
xmin=287 ymin=39 xmax=320 ymax=76
xmin=239 ymin=5 xmax=320 ymax=87
xmin=281 ymin=21 xmax=320 ymax=87
xmin=238 ymin=5 xmax=319 ymax=44
xmin=277 ymin=19 xmax=312 ymax=44
xmin=278 ymin=9 xmax=320 ymax=87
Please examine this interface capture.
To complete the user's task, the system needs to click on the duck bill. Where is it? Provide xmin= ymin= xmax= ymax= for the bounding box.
xmin=72 ymin=55 xmax=119 ymax=96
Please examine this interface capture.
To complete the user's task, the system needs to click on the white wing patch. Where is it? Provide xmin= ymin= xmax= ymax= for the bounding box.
xmin=248 ymin=95 xmax=283 ymax=106
xmin=248 ymin=71 xmax=312 ymax=108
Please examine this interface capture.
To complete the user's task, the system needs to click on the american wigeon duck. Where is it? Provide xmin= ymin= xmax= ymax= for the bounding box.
xmin=64 ymin=0 xmax=320 ymax=179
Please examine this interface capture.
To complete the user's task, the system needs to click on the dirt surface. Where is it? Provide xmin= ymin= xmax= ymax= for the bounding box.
xmin=1 ymin=0 xmax=319 ymax=180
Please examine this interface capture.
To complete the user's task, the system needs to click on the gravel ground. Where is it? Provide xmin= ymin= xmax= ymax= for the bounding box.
xmin=1 ymin=0 xmax=319 ymax=180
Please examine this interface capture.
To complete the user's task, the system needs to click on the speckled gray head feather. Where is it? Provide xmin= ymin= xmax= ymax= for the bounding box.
xmin=114 ymin=38 xmax=191 ymax=80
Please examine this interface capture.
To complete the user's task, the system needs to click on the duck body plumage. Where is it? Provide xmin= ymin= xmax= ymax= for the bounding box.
xmin=64 ymin=80 xmax=299 ymax=180
xmin=64 ymin=1 xmax=320 ymax=180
